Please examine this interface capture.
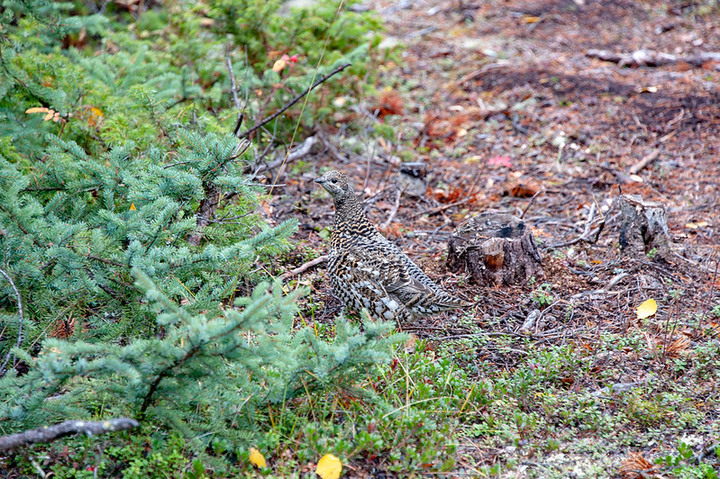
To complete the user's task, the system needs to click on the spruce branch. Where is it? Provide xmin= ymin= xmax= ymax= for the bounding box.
xmin=0 ymin=268 xmax=23 ymax=377
xmin=186 ymin=138 xmax=252 ymax=246
xmin=0 ymin=418 xmax=139 ymax=452
xmin=236 ymin=62 xmax=351 ymax=139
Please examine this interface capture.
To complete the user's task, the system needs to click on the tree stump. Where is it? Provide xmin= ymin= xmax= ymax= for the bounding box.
xmin=447 ymin=212 xmax=543 ymax=285
xmin=616 ymin=194 xmax=672 ymax=257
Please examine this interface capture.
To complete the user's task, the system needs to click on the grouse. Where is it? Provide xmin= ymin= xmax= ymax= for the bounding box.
xmin=315 ymin=170 xmax=472 ymax=322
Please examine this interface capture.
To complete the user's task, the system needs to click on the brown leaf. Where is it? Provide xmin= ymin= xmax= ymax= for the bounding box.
xmin=375 ymin=89 xmax=404 ymax=118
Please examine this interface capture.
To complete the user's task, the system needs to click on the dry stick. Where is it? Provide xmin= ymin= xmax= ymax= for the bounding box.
xmin=225 ymin=48 xmax=242 ymax=110
xmin=628 ymin=149 xmax=660 ymax=175
xmin=236 ymin=63 xmax=352 ymax=140
xmin=0 ymin=418 xmax=139 ymax=452
xmin=381 ymin=189 xmax=403 ymax=229
xmin=279 ymin=255 xmax=328 ymax=281
xmin=225 ymin=47 xmax=244 ymax=135
xmin=586 ymin=48 xmax=720 ymax=68
xmin=520 ymin=188 xmax=543 ymax=220
xmin=0 ymin=268 xmax=23 ymax=376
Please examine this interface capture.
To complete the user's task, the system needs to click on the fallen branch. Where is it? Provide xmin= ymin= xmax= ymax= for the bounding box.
xmin=279 ymin=255 xmax=328 ymax=281
xmin=587 ymin=49 xmax=720 ymax=69
xmin=0 ymin=267 xmax=23 ymax=377
xmin=0 ymin=418 xmax=139 ymax=452
xmin=237 ymin=62 xmax=352 ymax=139
xmin=628 ymin=149 xmax=661 ymax=175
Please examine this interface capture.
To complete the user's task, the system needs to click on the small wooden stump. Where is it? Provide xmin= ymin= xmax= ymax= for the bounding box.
xmin=617 ymin=194 xmax=672 ymax=257
xmin=447 ymin=212 xmax=543 ymax=285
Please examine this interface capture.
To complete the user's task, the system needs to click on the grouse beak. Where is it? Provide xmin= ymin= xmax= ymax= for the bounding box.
xmin=314 ymin=177 xmax=325 ymax=184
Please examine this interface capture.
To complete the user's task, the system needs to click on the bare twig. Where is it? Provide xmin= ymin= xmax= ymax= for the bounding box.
xmin=237 ymin=63 xmax=352 ymax=139
xmin=0 ymin=267 xmax=23 ymax=376
xmin=520 ymin=188 xmax=543 ymax=219
xmin=628 ymin=149 xmax=660 ymax=175
xmin=381 ymin=189 xmax=402 ymax=229
xmin=0 ymin=418 xmax=139 ymax=451
xmin=279 ymin=255 xmax=328 ymax=281
xmin=225 ymin=47 xmax=242 ymax=110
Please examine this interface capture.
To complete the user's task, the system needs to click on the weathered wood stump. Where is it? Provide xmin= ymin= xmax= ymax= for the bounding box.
xmin=447 ymin=212 xmax=543 ymax=285
xmin=616 ymin=194 xmax=672 ymax=257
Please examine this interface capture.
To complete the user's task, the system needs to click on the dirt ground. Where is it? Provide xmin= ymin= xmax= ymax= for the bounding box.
xmin=267 ymin=0 xmax=719 ymax=476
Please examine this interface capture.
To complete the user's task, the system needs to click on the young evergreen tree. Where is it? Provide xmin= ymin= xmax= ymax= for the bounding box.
xmin=0 ymin=0 xmax=400 ymax=458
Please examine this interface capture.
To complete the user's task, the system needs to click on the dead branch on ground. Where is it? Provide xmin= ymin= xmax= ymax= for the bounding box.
xmin=0 ymin=418 xmax=139 ymax=452
xmin=587 ymin=49 xmax=720 ymax=69
xmin=279 ymin=255 xmax=328 ymax=281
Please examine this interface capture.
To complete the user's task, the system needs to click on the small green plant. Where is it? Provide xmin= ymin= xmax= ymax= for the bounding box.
xmin=656 ymin=441 xmax=719 ymax=478
xmin=647 ymin=247 xmax=659 ymax=260
xmin=531 ymin=283 xmax=555 ymax=308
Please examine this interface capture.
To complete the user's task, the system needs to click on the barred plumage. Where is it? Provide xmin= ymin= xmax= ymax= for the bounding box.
xmin=315 ymin=170 xmax=472 ymax=322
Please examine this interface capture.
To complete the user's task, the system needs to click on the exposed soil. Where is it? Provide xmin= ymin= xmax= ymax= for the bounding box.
xmin=266 ymin=0 xmax=720 ymax=475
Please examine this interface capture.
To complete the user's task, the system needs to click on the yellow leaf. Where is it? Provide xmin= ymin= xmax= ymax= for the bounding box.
xmin=636 ymin=298 xmax=657 ymax=319
xmin=26 ymin=107 xmax=50 ymax=114
xmin=272 ymin=59 xmax=286 ymax=73
xmin=523 ymin=16 xmax=541 ymax=23
xmin=86 ymin=106 xmax=104 ymax=127
xmin=249 ymin=448 xmax=267 ymax=468
xmin=129 ymin=203 xmax=136 ymax=211
xmin=316 ymin=454 xmax=342 ymax=479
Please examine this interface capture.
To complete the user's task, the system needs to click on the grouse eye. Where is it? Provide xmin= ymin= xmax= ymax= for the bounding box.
xmin=330 ymin=178 xmax=337 ymax=184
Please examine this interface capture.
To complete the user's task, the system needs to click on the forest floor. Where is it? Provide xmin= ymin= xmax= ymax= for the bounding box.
xmin=269 ymin=0 xmax=720 ymax=477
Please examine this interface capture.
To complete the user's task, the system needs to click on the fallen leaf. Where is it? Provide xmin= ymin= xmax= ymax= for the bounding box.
xmin=636 ymin=298 xmax=657 ymax=320
xmin=249 ymin=448 xmax=267 ymax=468
xmin=488 ymin=155 xmax=512 ymax=168
xmin=26 ymin=107 xmax=51 ymax=114
xmin=316 ymin=454 xmax=342 ymax=479
xmin=129 ymin=203 xmax=136 ymax=211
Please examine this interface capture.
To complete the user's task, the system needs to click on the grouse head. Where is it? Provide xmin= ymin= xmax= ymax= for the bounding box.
xmin=315 ymin=170 xmax=353 ymax=202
